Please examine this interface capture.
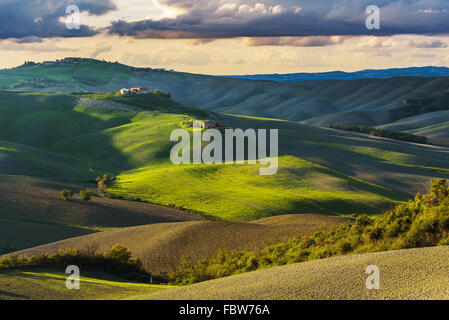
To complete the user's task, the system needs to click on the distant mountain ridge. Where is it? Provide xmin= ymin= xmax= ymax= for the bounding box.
xmin=223 ymin=66 xmax=449 ymax=82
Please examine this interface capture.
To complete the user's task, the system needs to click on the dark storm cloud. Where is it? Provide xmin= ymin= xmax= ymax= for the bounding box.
xmin=108 ymin=0 xmax=449 ymax=40
xmin=0 ymin=0 xmax=116 ymax=39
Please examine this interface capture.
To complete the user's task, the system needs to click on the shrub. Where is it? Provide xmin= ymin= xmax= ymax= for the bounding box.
xmin=369 ymin=227 xmax=384 ymax=242
xmin=102 ymin=174 xmax=112 ymax=183
xmin=60 ymin=189 xmax=74 ymax=201
xmin=97 ymin=174 xmax=113 ymax=197
xmin=430 ymin=178 xmax=449 ymax=204
xmin=151 ymin=89 xmax=171 ymax=98
xmin=81 ymin=241 xmax=99 ymax=257
xmin=339 ymin=241 xmax=353 ymax=253
xmin=0 ymin=245 xmax=151 ymax=283
xmin=385 ymin=221 xmax=402 ymax=238
xmin=245 ymin=256 xmax=259 ymax=271
xmin=79 ymin=189 xmax=93 ymax=201
xmin=440 ymin=214 xmax=449 ymax=231
xmin=168 ymin=179 xmax=449 ymax=285
xmin=106 ymin=244 xmax=132 ymax=264
xmin=328 ymin=125 xmax=429 ymax=144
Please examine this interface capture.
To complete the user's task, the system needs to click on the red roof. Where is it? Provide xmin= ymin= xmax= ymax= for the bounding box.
xmin=131 ymin=87 xmax=148 ymax=91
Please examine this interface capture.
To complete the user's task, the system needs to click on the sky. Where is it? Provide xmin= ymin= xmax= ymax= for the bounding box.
xmin=0 ymin=0 xmax=448 ymax=75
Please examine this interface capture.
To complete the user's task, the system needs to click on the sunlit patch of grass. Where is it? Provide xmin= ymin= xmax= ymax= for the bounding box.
xmin=109 ymin=155 xmax=404 ymax=220
xmin=0 ymin=267 xmax=174 ymax=300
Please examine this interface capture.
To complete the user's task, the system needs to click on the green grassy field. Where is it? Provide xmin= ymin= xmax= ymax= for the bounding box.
xmin=108 ymin=155 xmax=400 ymax=220
xmin=2 ymin=62 xmax=449 ymax=300
xmin=2 ymin=91 xmax=449 ymax=221
xmin=0 ymin=92 xmax=191 ymax=174
xmin=0 ymin=61 xmax=137 ymax=90
xmin=0 ymin=267 xmax=172 ymax=300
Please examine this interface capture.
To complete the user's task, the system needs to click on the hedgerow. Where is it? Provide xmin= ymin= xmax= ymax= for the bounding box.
xmin=0 ymin=244 xmax=156 ymax=283
xmin=169 ymin=179 xmax=449 ymax=285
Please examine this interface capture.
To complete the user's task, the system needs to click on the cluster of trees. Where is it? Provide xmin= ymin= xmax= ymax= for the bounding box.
xmin=150 ymin=89 xmax=171 ymax=98
xmin=60 ymin=189 xmax=93 ymax=201
xmin=0 ymin=244 xmax=152 ymax=283
xmin=389 ymin=93 xmax=449 ymax=121
xmin=169 ymin=179 xmax=449 ymax=285
xmin=59 ymin=174 xmax=112 ymax=201
xmin=329 ymin=125 xmax=429 ymax=144
xmin=97 ymin=174 xmax=112 ymax=197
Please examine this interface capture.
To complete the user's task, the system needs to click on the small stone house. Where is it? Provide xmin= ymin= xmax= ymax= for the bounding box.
xmin=201 ymin=120 xmax=217 ymax=129
xmin=120 ymin=87 xmax=149 ymax=95
xmin=130 ymin=87 xmax=149 ymax=94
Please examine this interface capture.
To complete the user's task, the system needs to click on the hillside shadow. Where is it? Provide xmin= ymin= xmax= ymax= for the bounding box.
xmin=0 ymin=289 xmax=28 ymax=299
xmin=217 ymin=113 xmax=449 ymax=201
xmin=0 ymin=92 xmax=150 ymax=180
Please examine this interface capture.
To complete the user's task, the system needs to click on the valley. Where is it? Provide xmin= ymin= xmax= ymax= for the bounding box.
xmin=1 ymin=60 xmax=449 ymax=300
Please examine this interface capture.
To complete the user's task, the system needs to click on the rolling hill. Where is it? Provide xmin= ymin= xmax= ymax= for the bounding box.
xmin=0 ymin=176 xmax=200 ymax=252
xmin=2 ymin=60 xmax=449 ymax=300
xmin=2 ymin=61 xmax=449 ymax=129
xmin=135 ymin=246 xmax=449 ymax=300
xmin=2 ymin=91 xmax=449 ymax=222
xmin=379 ymin=110 xmax=449 ymax=145
xmin=5 ymin=246 xmax=449 ymax=300
xmin=7 ymin=214 xmax=350 ymax=274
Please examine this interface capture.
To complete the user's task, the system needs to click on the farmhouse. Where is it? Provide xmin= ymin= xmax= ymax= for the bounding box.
xmin=119 ymin=87 xmax=149 ymax=95
xmin=201 ymin=120 xmax=217 ymax=129
xmin=131 ymin=87 xmax=149 ymax=94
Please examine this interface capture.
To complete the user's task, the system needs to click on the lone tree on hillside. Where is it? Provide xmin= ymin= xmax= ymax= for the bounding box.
xmin=60 ymin=189 xmax=74 ymax=201
xmin=97 ymin=174 xmax=113 ymax=197
xmin=106 ymin=244 xmax=133 ymax=264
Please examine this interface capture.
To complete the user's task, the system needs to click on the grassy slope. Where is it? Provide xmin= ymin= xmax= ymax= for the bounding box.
xmin=0 ymin=62 xmax=136 ymax=90
xmin=109 ymin=113 xmax=449 ymax=220
xmin=0 ymin=91 xmax=197 ymax=175
xmin=2 ymin=92 xmax=449 ymax=220
xmin=9 ymin=214 xmax=349 ymax=274
xmin=0 ymin=267 xmax=171 ymax=300
xmin=137 ymin=246 xmax=449 ymax=300
xmin=378 ymin=110 xmax=449 ymax=132
xmin=0 ymin=140 xmax=92 ymax=181
xmin=378 ymin=110 xmax=449 ymax=146
xmin=109 ymin=155 xmax=400 ymax=220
